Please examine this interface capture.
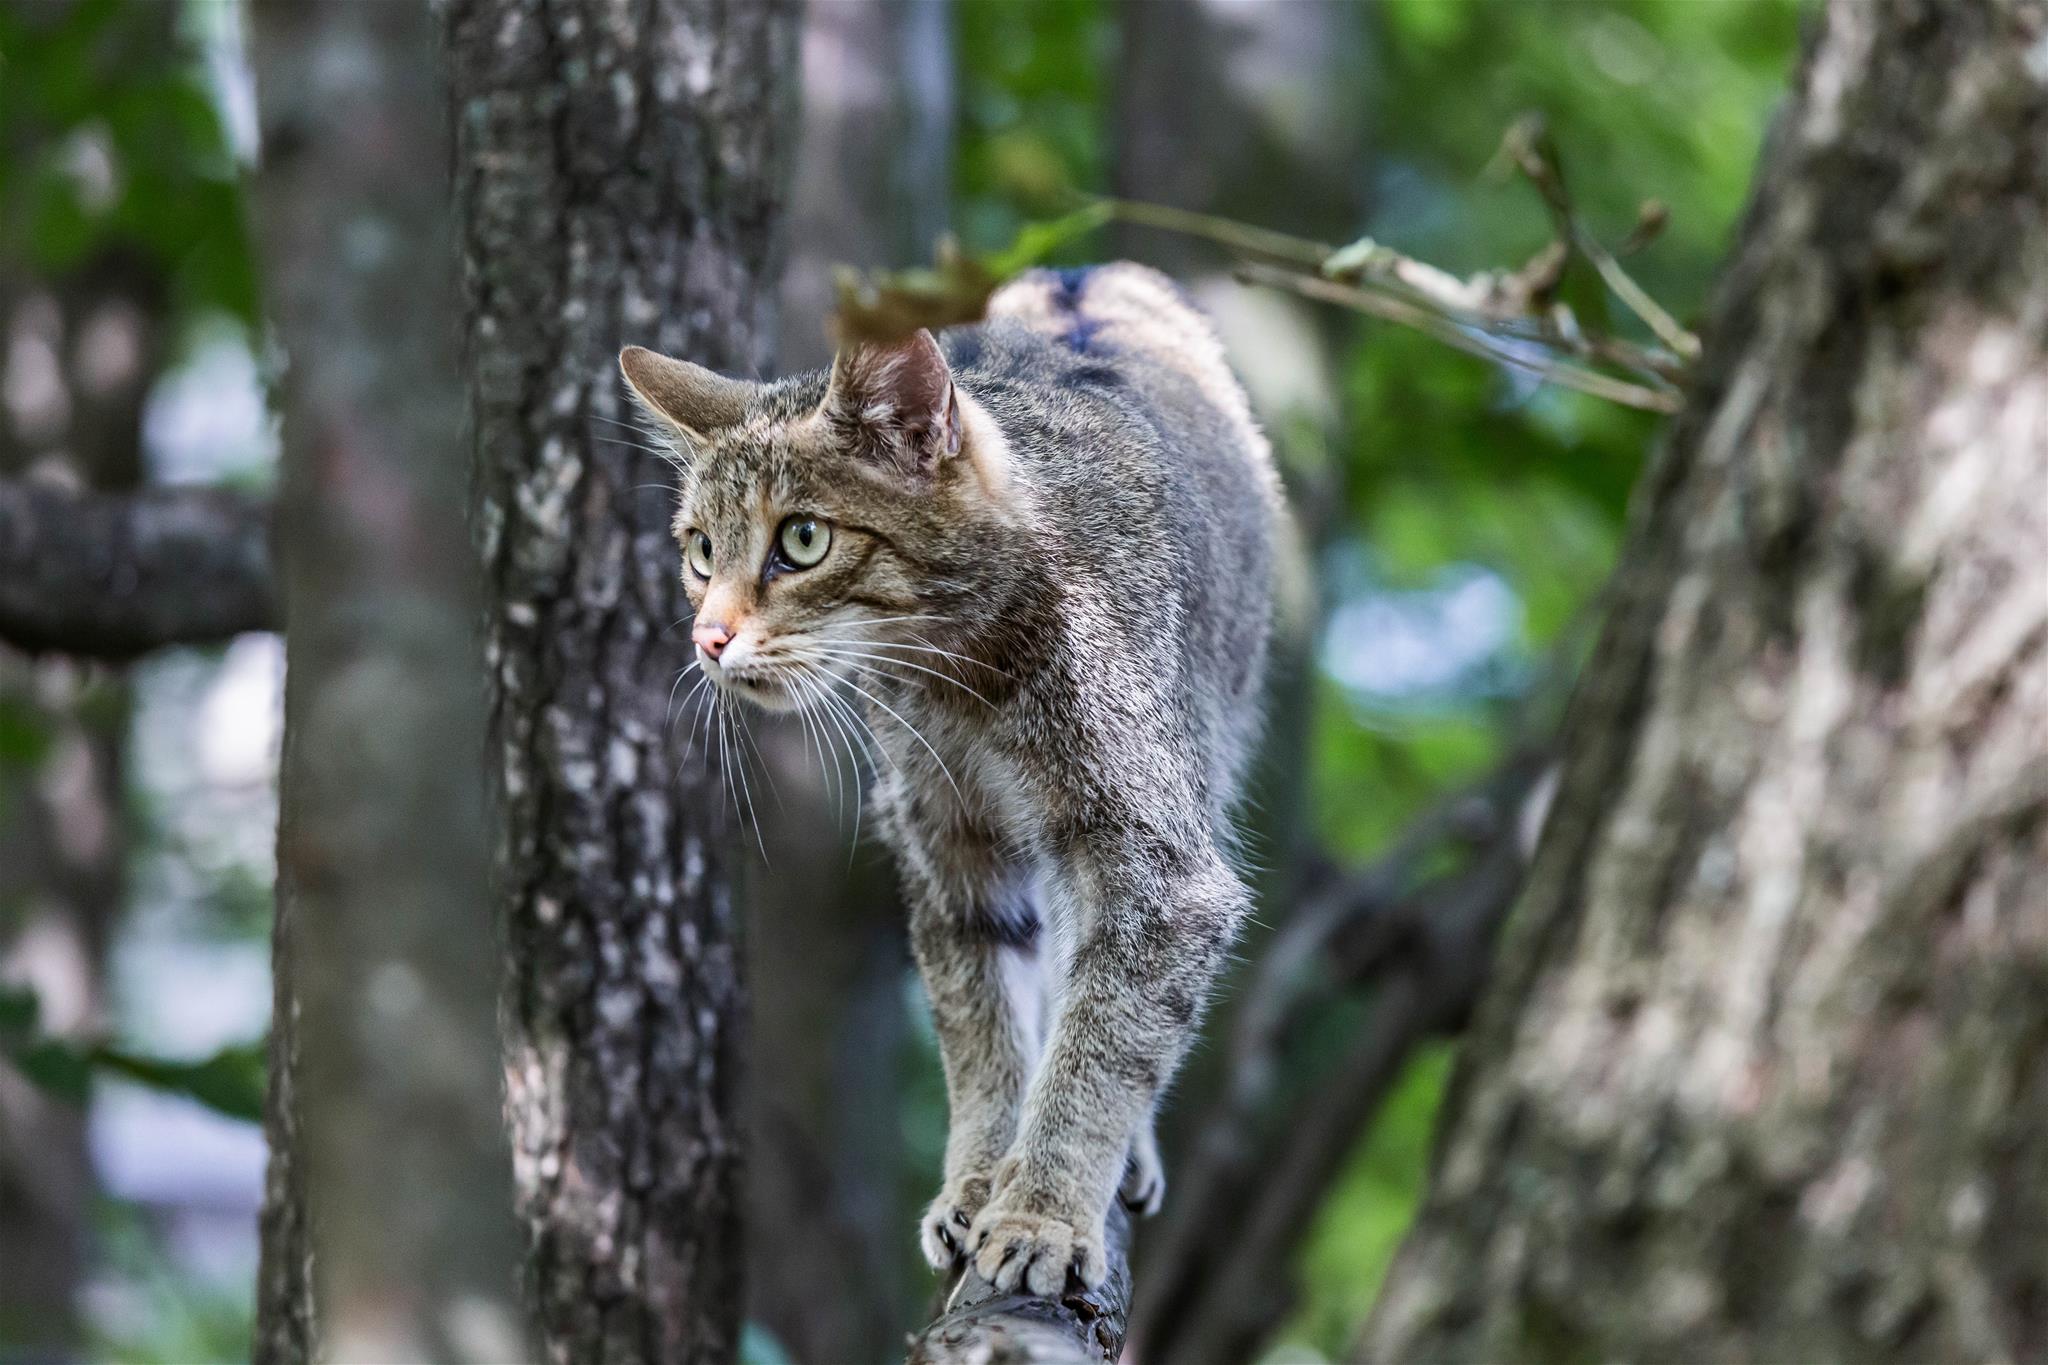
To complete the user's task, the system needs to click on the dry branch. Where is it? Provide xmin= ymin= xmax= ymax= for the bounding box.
xmin=0 ymin=479 xmax=277 ymax=658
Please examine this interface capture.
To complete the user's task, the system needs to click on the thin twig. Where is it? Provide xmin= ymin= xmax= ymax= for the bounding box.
xmin=831 ymin=131 xmax=1701 ymax=418
xmin=1499 ymin=115 xmax=1701 ymax=359
xmin=1239 ymin=263 xmax=1682 ymax=414
xmin=1093 ymin=197 xmax=1332 ymax=268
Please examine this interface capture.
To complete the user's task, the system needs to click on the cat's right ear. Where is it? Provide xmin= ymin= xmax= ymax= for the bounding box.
xmin=818 ymin=329 xmax=961 ymax=483
xmin=619 ymin=346 xmax=754 ymax=448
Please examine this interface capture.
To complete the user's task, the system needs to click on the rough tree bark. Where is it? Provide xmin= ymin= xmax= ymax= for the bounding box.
xmin=1363 ymin=1 xmax=2048 ymax=1359
xmin=252 ymin=1 xmax=524 ymax=1360
xmin=445 ymin=2 xmax=799 ymax=1361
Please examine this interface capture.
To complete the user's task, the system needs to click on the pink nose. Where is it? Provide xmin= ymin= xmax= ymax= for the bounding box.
xmin=693 ymin=622 xmax=732 ymax=659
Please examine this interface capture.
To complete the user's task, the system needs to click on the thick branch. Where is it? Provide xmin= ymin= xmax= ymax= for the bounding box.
xmin=0 ymin=479 xmax=276 ymax=657
xmin=908 ymin=1206 xmax=1133 ymax=1364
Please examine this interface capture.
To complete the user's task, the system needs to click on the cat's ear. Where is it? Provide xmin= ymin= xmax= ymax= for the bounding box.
xmin=818 ymin=329 xmax=961 ymax=480
xmin=619 ymin=346 xmax=754 ymax=447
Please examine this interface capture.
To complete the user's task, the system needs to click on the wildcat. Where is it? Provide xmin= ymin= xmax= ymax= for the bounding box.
xmin=621 ymin=263 xmax=1280 ymax=1296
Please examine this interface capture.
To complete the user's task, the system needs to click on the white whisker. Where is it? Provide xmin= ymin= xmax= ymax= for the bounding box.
xmin=797 ymin=664 xmax=873 ymax=854
xmin=669 ymin=667 xmax=709 ymax=732
xmin=830 ymin=669 xmax=965 ymax=806
xmin=727 ymin=705 xmax=771 ymax=865
xmin=802 ymin=636 xmax=1015 ymax=681
xmin=790 ymin=668 xmax=853 ymax=830
xmin=798 ymin=645 xmax=996 ymax=708
xmin=788 ymin=672 xmax=838 ymax=814
xmin=735 ymin=706 xmax=781 ymax=810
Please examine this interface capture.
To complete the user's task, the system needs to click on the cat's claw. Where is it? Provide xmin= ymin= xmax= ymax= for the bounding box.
xmin=967 ymin=1201 xmax=1109 ymax=1297
xmin=920 ymin=1175 xmax=990 ymax=1271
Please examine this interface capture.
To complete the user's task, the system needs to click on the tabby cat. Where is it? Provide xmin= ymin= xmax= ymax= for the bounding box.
xmin=621 ymin=263 xmax=1280 ymax=1296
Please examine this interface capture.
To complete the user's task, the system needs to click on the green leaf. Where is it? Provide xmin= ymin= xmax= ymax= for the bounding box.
xmin=983 ymin=201 xmax=1113 ymax=277
xmin=0 ymin=985 xmax=266 ymax=1122
xmin=92 ymin=1041 xmax=267 ymax=1123
xmin=16 ymin=1038 xmax=93 ymax=1103
xmin=0 ymin=982 xmax=40 ymax=1040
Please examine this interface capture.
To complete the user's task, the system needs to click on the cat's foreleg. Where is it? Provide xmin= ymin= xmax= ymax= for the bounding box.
xmin=907 ymin=871 xmax=1045 ymax=1271
xmin=966 ymin=838 xmax=1245 ymax=1294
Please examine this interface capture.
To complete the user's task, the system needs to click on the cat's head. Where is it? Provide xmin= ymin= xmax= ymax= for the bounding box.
xmin=620 ymin=329 xmax=1019 ymax=713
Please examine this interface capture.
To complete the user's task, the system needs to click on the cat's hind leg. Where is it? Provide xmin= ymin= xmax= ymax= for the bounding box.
xmin=1120 ymin=1110 xmax=1165 ymax=1216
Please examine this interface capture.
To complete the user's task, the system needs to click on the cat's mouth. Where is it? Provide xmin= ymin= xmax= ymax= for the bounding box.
xmin=703 ymin=658 xmax=804 ymax=713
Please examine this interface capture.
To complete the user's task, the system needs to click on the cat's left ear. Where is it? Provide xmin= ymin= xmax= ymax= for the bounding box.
xmin=619 ymin=346 xmax=755 ymax=449
xmin=818 ymin=329 xmax=961 ymax=481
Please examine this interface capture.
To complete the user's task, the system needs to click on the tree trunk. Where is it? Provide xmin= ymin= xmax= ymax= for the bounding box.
xmin=777 ymin=0 xmax=952 ymax=372
xmin=1363 ymin=1 xmax=2048 ymax=1360
xmin=252 ymin=1 xmax=524 ymax=1360
xmin=444 ymin=1 xmax=800 ymax=1361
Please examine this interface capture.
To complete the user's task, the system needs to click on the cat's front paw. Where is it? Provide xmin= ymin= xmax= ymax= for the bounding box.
xmin=919 ymin=1173 xmax=992 ymax=1270
xmin=966 ymin=1184 xmax=1109 ymax=1296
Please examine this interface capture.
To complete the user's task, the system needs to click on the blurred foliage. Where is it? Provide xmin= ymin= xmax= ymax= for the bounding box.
xmin=953 ymin=0 xmax=1112 ymax=257
xmin=88 ymin=1198 xmax=254 ymax=1363
xmin=0 ymin=0 xmax=256 ymax=332
xmin=1289 ymin=1042 xmax=1455 ymax=1354
xmin=0 ymin=983 xmax=264 ymax=1121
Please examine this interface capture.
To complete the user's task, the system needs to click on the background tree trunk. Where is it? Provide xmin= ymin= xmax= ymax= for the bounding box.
xmin=444 ymin=1 xmax=800 ymax=1360
xmin=252 ymin=1 xmax=524 ymax=1360
xmin=1363 ymin=1 xmax=2048 ymax=1359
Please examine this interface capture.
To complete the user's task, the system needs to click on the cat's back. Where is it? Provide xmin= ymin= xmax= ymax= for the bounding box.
xmin=947 ymin=264 xmax=1281 ymax=792
xmin=956 ymin=264 xmax=1279 ymax=521
xmin=984 ymin=264 xmax=1266 ymax=464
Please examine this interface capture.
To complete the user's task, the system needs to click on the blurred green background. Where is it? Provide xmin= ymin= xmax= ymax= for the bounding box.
xmin=0 ymin=1 xmax=1800 ymax=1360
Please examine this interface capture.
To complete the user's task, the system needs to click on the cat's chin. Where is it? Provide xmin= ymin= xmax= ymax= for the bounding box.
xmin=715 ymin=673 xmax=800 ymax=714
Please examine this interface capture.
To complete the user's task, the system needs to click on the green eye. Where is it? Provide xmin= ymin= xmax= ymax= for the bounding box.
xmin=777 ymin=516 xmax=831 ymax=569
xmin=685 ymin=529 xmax=713 ymax=579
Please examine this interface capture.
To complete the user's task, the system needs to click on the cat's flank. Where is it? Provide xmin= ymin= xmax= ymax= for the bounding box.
xmin=622 ymin=263 xmax=1280 ymax=1296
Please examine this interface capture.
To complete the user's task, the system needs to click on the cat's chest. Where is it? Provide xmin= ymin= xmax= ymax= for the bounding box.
xmin=889 ymin=688 xmax=1043 ymax=840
